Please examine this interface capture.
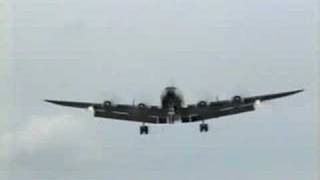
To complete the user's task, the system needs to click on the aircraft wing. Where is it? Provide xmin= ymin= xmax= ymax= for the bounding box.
xmin=44 ymin=100 xmax=165 ymax=123
xmin=45 ymin=89 xmax=303 ymax=124
xmin=179 ymin=89 xmax=304 ymax=122
xmin=44 ymin=100 xmax=99 ymax=108
xmin=242 ymin=89 xmax=304 ymax=103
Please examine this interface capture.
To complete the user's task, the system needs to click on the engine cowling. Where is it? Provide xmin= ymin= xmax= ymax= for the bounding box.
xmin=103 ymin=101 xmax=112 ymax=108
xmin=197 ymin=101 xmax=208 ymax=107
xmin=232 ymin=96 xmax=243 ymax=103
xmin=138 ymin=103 xmax=147 ymax=109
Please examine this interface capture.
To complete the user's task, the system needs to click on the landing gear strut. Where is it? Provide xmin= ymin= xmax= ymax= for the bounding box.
xmin=200 ymin=122 xmax=209 ymax=132
xmin=140 ymin=125 xmax=149 ymax=135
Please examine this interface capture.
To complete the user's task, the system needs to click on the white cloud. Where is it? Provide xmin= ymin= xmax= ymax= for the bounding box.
xmin=0 ymin=113 xmax=107 ymax=176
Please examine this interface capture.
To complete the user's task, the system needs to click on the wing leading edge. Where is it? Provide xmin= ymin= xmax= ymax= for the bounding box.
xmin=243 ymin=89 xmax=304 ymax=103
xmin=44 ymin=100 xmax=98 ymax=108
xmin=44 ymin=99 xmax=163 ymax=123
xmin=179 ymin=89 xmax=304 ymax=122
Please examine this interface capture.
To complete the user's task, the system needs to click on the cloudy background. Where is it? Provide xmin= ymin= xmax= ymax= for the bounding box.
xmin=1 ymin=0 xmax=319 ymax=179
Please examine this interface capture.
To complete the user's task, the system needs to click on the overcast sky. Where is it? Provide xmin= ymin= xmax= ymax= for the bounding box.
xmin=1 ymin=0 xmax=319 ymax=179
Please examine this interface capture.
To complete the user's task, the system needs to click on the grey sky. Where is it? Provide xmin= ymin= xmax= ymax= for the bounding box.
xmin=1 ymin=0 xmax=319 ymax=179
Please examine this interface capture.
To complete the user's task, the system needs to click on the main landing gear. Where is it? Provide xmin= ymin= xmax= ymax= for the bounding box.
xmin=140 ymin=124 xmax=149 ymax=135
xmin=139 ymin=122 xmax=209 ymax=134
xmin=199 ymin=122 xmax=209 ymax=132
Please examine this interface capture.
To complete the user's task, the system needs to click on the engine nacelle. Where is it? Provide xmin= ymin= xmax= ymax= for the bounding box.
xmin=103 ymin=101 xmax=112 ymax=108
xmin=197 ymin=101 xmax=208 ymax=107
xmin=138 ymin=103 xmax=147 ymax=109
xmin=232 ymin=96 xmax=243 ymax=103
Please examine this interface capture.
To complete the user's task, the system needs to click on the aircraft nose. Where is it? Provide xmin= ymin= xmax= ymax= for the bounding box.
xmin=167 ymin=90 xmax=175 ymax=96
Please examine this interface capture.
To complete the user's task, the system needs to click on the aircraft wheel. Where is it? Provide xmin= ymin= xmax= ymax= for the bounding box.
xmin=200 ymin=123 xmax=209 ymax=132
xmin=140 ymin=125 xmax=149 ymax=135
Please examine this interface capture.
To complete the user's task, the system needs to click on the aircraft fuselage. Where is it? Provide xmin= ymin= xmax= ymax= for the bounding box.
xmin=161 ymin=87 xmax=184 ymax=111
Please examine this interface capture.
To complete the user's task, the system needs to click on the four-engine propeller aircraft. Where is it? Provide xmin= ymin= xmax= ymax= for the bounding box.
xmin=45 ymin=87 xmax=303 ymax=135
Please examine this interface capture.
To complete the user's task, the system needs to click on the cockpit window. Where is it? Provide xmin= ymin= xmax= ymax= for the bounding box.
xmin=165 ymin=86 xmax=176 ymax=91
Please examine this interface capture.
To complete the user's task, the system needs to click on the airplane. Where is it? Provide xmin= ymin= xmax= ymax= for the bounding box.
xmin=45 ymin=86 xmax=303 ymax=135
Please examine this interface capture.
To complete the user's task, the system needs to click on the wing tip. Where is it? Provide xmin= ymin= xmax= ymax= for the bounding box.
xmin=292 ymin=89 xmax=304 ymax=94
xmin=282 ymin=89 xmax=304 ymax=98
xmin=44 ymin=99 xmax=61 ymax=105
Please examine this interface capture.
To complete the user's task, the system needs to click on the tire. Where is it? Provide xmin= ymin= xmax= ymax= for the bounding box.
xmin=200 ymin=123 xmax=209 ymax=132
xmin=140 ymin=125 xmax=149 ymax=135
xmin=140 ymin=126 xmax=144 ymax=135
xmin=204 ymin=124 xmax=209 ymax=132
xmin=200 ymin=124 xmax=204 ymax=132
